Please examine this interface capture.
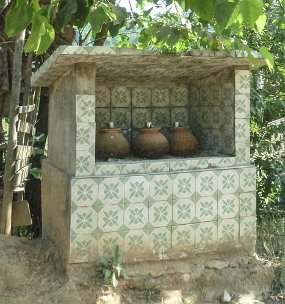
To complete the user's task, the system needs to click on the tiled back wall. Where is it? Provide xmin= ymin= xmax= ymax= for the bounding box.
xmin=95 ymin=68 xmax=235 ymax=155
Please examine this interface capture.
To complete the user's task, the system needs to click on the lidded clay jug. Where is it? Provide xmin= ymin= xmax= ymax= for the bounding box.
xmin=169 ymin=123 xmax=199 ymax=156
xmin=133 ymin=122 xmax=169 ymax=159
xmin=96 ymin=122 xmax=130 ymax=160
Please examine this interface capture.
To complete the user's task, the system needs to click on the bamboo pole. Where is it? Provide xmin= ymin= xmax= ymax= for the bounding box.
xmin=0 ymin=30 xmax=25 ymax=234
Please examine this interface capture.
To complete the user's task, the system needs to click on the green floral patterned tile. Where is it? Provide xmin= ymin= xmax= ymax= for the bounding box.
xmin=97 ymin=231 xmax=124 ymax=256
xmin=76 ymin=122 xmax=96 ymax=151
xmin=95 ymin=107 xmax=110 ymax=129
xmin=95 ymin=163 xmax=120 ymax=176
xmin=191 ymin=159 xmax=209 ymax=170
xmin=149 ymin=174 xmax=172 ymax=201
xmin=132 ymin=108 xmax=152 ymax=129
xmin=75 ymin=150 xmax=95 ymax=176
xmin=189 ymin=86 xmax=199 ymax=107
xmin=171 ymin=87 xmax=188 ymax=106
xmin=152 ymin=108 xmax=171 ymax=127
xmin=95 ymin=86 xmax=110 ymax=107
xmin=149 ymin=200 xmax=172 ymax=228
xmin=195 ymin=221 xmax=217 ymax=249
xmin=235 ymin=119 xmax=250 ymax=143
xmin=218 ymin=169 xmax=239 ymax=194
xmin=172 ymin=172 xmax=195 ymax=199
xmin=111 ymin=86 xmax=131 ymax=107
xmin=240 ymin=192 xmax=256 ymax=217
xmin=71 ymin=178 xmax=98 ymax=207
xmin=132 ymin=88 xmax=151 ymax=107
xmin=171 ymin=107 xmax=188 ymax=126
xmin=69 ymin=234 xmax=97 ymax=263
xmin=98 ymin=177 xmax=124 ymax=205
xmin=152 ymin=88 xmax=170 ymax=107
xmin=169 ymin=160 xmax=193 ymax=172
xmin=120 ymin=162 xmax=145 ymax=175
xmin=196 ymin=196 xmax=217 ymax=222
xmin=221 ymin=83 xmax=234 ymax=106
xmin=172 ymin=199 xmax=196 ymax=225
xmin=71 ymin=207 xmax=97 ymax=235
xmin=97 ymin=204 xmax=124 ymax=233
xmin=123 ymin=229 xmax=151 ymax=259
xmin=235 ymin=70 xmax=250 ymax=95
xmin=218 ymin=218 xmax=239 ymax=243
xmin=145 ymin=161 xmax=169 ymax=173
xmin=196 ymin=171 xmax=217 ymax=197
xmin=124 ymin=176 xmax=149 ymax=204
xmin=240 ymin=167 xmax=256 ymax=192
xmin=235 ymin=94 xmax=250 ymax=118
xmin=235 ymin=143 xmax=250 ymax=165
xmin=210 ymin=129 xmax=224 ymax=153
xmin=171 ymin=224 xmax=195 ymax=251
xmin=210 ymin=85 xmax=222 ymax=106
xmin=76 ymin=95 xmax=95 ymax=123
xmin=222 ymin=106 xmax=235 ymax=129
xmin=111 ymin=108 xmax=131 ymax=129
xmin=210 ymin=107 xmax=223 ymax=129
xmin=240 ymin=216 xmax=256 ymax=238
xmin=200 ymin=86 xmax=209 ymax=106
xmin=124 ymin=202 xmax=148 ymax=230
xmin=217 ymin=194 xmax=239 ymax=219
xmin=149 ymin=226 xmax=171 ymax=254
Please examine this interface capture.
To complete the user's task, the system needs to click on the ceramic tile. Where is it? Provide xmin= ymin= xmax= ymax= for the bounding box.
xmin=218 ymin=218 xmax=239 ymax=242
xmin=171 ymin=107 xmax=188 ymax=126
xmin=70 ymin=234 xmax=97 ymax=263
xmin=196 ymin=171 xmax=217 ymax=197
xmin=240 ymin=216 xmax=256 ymax=238
xmin=98 ymin=177 xmax=124 ymax=205
xmin=132 ymin=88 xmax=151 ymax=107
xmin=173 ymin=199 xmax=196 ymax=225
xmin=149 ymin=174 xmax=172 ymax=201
xmin=120 ymin=162 xmax=145 ymax=175
xmin=124 ymin=202 xmax=148 ymax=230
xmin=95 ymin=163 xmax=121 ymax=176
xmin=210 ymin=107 xmax=223 ymax=129
xmin=218 ymin=169 xmax=239 ymax=194
xmin=240 ymin=192 xmax=256 ymax=217
xmin=151 ymin=88 xmax=170 ymax=107
xmin=123 ymin=229 xmax=151 ymax=258
xmin=76 ymin=122 xmax=96 ymax=150
xmin=200 ymin=86 xmax=209 ymax=106
xmin=217 ymin=157 xmax=236 ymax=168
xmin=240 ymin=167 xmax=256 ymax=192
xmin=95 ymin=107 xmax=110 ymax=129
xmin=145 ymin=161 xmax=169 ymax=173
xmin=124 ymin=175 xmax=149 ymax=204
xmin=189 ymin=85 xmax=199 ymax=106
xmin=235 ymin=70 xmax=250 ymax=95
xmin=97 ymin=231 xmax=124 ymax=256
xmin=223 ymin=106 xmax=235 ymax=129
xmin=196 ymin=196 xmax=217 ymax=222
xmin=191 ymin=159 xmax=209 ymax=170
xmin=132 ymin=108 xmax=152 ymax=129
xmin=235 ymin=119 xmax=250 ymax=143
xmin=210 ymin=85 xmax=222 ymax=106
xmin=152 ymin=108 xmax=171 ymax=127
xmin=218 ymin=194 xmax=239 ymax=219
xmin=111 ymin=86 xmax=131 ymax=107
xmin=221 ymin=83 xmax=234 ymax=106
xmin=210 ymin=129 xmax=224 ymax=153
xmin=75 ymin=150 xmax=95 ymax=176
xmin=172 ymin=224 xmax=195 ymax=251
xmin=235 ymin=143 xmax=250 ymax=165
xmin=235 ymin=94 xmax=250 ymax=118
xmin=71 ymin=207 xmax=97 ymax=235
xmin=171 ymin=87 xmax=188 ymax=106
xmin=76 ymin=95 xmax=95 ymax=123
xmin=111 ymin=108 xmax=131 ymax=129
xmin=71 ymin=178 xmax=98 ymax=207
xmin=97 ymin=204 xmax=124 ymax=233
xmin=149 ymin=226 xmax=171 ymax=254
xmin=172 ymin=172 xmax=195 ymax=199
xmin=195 ymin=221 xmax=217 ymax=249
xmin=95 ymin=86 xmax=110 ymax=107
xmin=169 ymin=159 xmax=193 ymax=172
xmin=149 ymin=200 xmax=172 ymax=228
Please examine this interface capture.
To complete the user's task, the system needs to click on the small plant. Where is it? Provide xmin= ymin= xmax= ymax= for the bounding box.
xmin=98 ymin=245 xmax=127 ymax=287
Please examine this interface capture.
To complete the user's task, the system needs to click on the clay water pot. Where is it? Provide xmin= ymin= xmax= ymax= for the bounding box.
xmin=96 ymin=128 xmax=130 ymax=160
xmin=169 ymin=126 xmax=199 ymax=156
xmin=133 ymin=128 xmax=169 ymax=159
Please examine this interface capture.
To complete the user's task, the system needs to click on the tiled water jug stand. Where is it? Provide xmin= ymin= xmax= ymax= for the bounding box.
xmin=31 ymin=46 xmax=258 ymax=265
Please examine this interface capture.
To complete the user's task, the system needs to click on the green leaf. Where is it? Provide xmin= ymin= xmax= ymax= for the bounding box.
xmin=37 ymin=21 xmax=55 ymax=54
xmin=109 ymin=23 xmax=123 ymax=37
xmin=55 ymin=0 xmax=77 ymax=28
xmin=167 ymin=28 xmax=181 ymax=45
xmin=5 ymin=0 xmax=33 ymax=37
xmin=189 ymin=0 xmax=215 ymax=22
xmin=259 ymin=46 xmax=274 ymax=72
xmin=256 ymin=13 xmax=266 ymax=33
xmin=89 ymin=7 xmax=110 ymax=34
xmin=71 ymin=0 xmax=91 ymax=28
xmin=104 ymin=269 xmax=112 ymax=283
xmin=30 ymin=168 xmax=42 ymax=180
xmin=156 ymin=25 xmax=171 ymax=42
xmin=238 ymin=0 xmax=263 ymax=28
xmin=214 ymin=0 xmax=240 ymax=31
xmin=110 ymin=4 xmax=128 ymax=25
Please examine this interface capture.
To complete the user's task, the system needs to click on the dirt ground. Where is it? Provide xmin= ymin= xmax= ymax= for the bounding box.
xmin=0 ymin=235 xmax=278 ymax=304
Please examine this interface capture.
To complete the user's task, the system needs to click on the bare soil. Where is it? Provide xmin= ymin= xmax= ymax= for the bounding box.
xmin=0 ymin=235 xmax=278 ymax=304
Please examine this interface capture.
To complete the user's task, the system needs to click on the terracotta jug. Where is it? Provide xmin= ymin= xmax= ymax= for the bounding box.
xmin=133 ymin=127 xmax=169 ymax=159
xmin=169 ymin=126 xmax=199 ymax=156
xmin=96 ymin=127 xmax=130 ymax=160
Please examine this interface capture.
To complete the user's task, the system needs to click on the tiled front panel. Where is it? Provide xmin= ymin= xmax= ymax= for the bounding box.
xmin=69 ymin=165 xmax=256 ymax=263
